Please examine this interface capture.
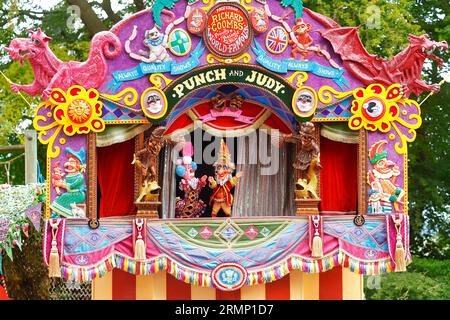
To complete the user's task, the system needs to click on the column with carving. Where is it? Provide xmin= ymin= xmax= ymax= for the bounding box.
xmin=132 ymin=127 xmax=166 ymax=218
xmin=293 ymin=122 xmax=321 ymax=215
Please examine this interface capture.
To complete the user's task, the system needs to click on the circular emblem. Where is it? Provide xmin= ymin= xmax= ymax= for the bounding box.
xmin=250 ymin=7 xmax=268 ymax=33
xmin=362 ymin=98 xmax=386 ymax=122
xmin=353 ymin=215 xmax=366 ymax=226
xmin=266 ymin=26 xmax=289 ymax=54
xmin=211 ymin=263 xmax=248 ymax=291
xmin=168 ymin=29 xmax=192 ymax=56
xmin=364 ymin=249 xmax=378 ymax=260
xmin=74 ymin=254 xmax=89 ymax=265
xmin=187 ymin=8 xmax=207 ymax=35
xmin=204 ymin=3 xmax=252 ymax=58
xmin=292 ymin=86 xmax=318 ymax=118
xmin=88 ymin=218 xmax=99 ymax=230
xmin=68 ymin=99 xmax=92 ymax=124
xmin=141 ymin=87 xmax=168 ymax=121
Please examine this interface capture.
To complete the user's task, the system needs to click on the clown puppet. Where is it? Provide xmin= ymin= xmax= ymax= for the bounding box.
xmin=208 ymin=140 xmax=243 ymax=218
xmin=175 ymin=142 xmax=208 ymax=218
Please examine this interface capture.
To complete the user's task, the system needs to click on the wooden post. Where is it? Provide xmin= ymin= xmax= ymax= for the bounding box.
xmin=24 ymin=129 xmax=37 ymax=184
xmin=87 ymin=133 xmax=97 ymax=218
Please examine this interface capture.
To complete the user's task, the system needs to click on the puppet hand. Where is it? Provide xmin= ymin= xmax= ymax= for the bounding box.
xmin=208 ymin=176 xmax=215 ymax=183
xmin=236 ymin=171 xmax=243 ymax=179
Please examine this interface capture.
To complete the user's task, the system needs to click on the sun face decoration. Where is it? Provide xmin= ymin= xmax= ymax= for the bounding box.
xmin=349 ymin=83 xmax=422 ymax=154
xmin=68 ymin=99 xmax=92 ymax=124
xmin=50 ymin=86 xmax=105 ymax=136
xmin=34 ymin=86 xmax=106 ymax=158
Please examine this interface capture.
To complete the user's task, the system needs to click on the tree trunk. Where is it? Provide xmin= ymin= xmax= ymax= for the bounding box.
xmin=102 ymin=0 xmax=121 ymax=23
xmin=67 ymin=0 xmax=107 ymax=36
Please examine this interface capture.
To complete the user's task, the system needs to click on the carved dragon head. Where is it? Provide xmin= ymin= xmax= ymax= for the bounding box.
xmin=408 ymin=34 xmax=448 ymax=68
xmin=4 ymin=28 xmax=52 ymax=64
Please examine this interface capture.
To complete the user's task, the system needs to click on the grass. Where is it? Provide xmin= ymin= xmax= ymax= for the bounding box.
xmin=364 ymin=256 xmax=450 ymax=300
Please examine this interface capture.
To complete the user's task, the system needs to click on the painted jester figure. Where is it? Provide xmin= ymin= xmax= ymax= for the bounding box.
xmin=175 ymin=142 xmax=208 ymax=218
xmin=208 ymin=140 xmax=243 ymax=218
xmin=50 ymin=147 xmax=86 ymax=218
xmin=367 ymin=140 xmax=405 ymax=214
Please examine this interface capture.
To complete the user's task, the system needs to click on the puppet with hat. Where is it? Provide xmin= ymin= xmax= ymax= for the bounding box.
xmin=175 ymin=142 xmax=208 ymax=218
xmin=367 ymin=140 xmax=404 ymax=214
xmin=50 ymin=147 xmax=87 ymax=218
xmin=208 ymin=140 xmax=243 ymax=217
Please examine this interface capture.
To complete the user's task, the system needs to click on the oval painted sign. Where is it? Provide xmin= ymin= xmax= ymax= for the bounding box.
xmin=204 ymin=3 xmax=252 ymax=58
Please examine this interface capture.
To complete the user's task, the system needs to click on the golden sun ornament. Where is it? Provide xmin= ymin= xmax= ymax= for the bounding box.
xmin=51 ymin=86 xmax=105 ymax=136
xmin=33 ymin=86 xmax=105 ymax=158
xmin=348 ymin=83 xmax=422 ymax=154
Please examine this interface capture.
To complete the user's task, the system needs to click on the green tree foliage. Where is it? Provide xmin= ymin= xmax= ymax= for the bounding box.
xmin=306 ymin=0 xmax=423 ymax=58
xmin=407 ymin=0 xmax=450 ymax=259
xmin=364 ymin=256 xmax=450 ymax=300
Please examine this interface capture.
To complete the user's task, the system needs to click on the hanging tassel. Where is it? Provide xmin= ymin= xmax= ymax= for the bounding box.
xmin=311 ymin=215 xmax=323 ymax=258
xmin=393 ymin=216 xmax=406 ymax=272
xmin=48 ymin=219 xmax=61 ymax=277
xmin=134 ymin=219 xmax=146 ymax=261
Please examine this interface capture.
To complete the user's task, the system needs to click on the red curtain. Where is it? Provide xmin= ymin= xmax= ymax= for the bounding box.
xmin=97 ymin=139 xmax=136 ymax=217
xmin=319 ymin=137 xmax=358 ymax=212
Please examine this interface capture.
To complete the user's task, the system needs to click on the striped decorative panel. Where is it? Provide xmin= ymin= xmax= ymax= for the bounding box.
xmin=91 ymin=268 xmax=363 ymax=300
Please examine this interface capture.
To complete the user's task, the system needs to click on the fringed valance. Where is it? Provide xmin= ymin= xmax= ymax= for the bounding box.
xmin=43 ymin=215 xmax=411 ymax=289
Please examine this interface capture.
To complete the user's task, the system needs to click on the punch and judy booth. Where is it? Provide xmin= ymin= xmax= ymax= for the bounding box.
xmin=6 ymin=0 xmax=447 ymax=300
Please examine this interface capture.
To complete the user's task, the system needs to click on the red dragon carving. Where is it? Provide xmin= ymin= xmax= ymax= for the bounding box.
xmin=5 ymin=28 xmax=121 ymax=101
xmin=319 ymin=27 xmax=448 ymax=97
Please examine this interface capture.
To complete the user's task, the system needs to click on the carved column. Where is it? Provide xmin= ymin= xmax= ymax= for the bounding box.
xmin=133 ymin=129 xmax=162 ymax=218
xmin=294 ymin=122 xmax=321 ymax=216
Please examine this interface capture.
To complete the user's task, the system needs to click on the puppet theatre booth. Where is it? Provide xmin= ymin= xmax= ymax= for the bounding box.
xmin=7 ymin=0 xmax=447 ymax=300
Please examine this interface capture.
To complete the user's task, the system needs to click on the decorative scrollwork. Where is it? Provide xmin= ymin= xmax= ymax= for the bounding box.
xmin=240 ymin=0 xmax=254 ymax=11
xmin=202 ymin=0 xmax=215 ymax=11
xmin=206 ymin=53 xmax=252 ymax=64
xmin=101 ymin=87 xmax=139 ymax=106
xmin=318 ymin=86 xmax=354 ymax=105
xmin=149 ymin=73 xmax=173 ymax=89
xmin=286 ymin=71 xmax=308 ymax=88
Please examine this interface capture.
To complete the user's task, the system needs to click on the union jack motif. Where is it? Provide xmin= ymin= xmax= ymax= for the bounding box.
xmin=266 ymin=27 xmax=289 ymax=54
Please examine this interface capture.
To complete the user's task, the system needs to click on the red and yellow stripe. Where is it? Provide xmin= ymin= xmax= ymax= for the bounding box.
xmin=92 ymin=267 xmax=363 ymax=300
